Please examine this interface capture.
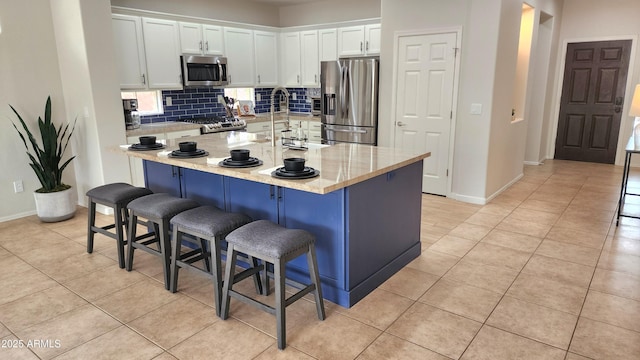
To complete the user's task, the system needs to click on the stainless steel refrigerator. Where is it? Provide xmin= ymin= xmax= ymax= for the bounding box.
xmin=320 ymin=58 xmax=379 ymax=145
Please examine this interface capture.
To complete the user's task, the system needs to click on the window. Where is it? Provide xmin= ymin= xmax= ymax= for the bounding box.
xmin=121 ymin=90 xmax=163 ymax=115
xmin=224 ymin=88 xmax=255 ymax=103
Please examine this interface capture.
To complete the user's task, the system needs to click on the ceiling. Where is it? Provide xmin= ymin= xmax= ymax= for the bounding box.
xmin=249 ymin=0 xmax=320 ymax=6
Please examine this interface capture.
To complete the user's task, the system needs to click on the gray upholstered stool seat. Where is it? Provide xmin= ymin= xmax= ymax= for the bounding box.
xmin=169 ymin=205 xmax=260 ymax=316
xmin=86 ymin=183 xmax=153 ymax=268
xmin=221 ymin=220 xmax=325 ymax=350
xmin=126 ymin=193 xmax=200 ymax=290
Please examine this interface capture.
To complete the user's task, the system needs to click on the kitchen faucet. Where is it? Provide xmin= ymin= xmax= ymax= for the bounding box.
xmin=270 ymin=86 xmax=290 ymax=147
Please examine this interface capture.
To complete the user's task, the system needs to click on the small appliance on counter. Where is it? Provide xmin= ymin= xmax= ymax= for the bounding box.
xmin=123 ymin=99 xmax=140 ymax=130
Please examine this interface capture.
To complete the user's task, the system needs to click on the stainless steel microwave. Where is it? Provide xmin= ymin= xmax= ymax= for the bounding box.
xmin=180 ymin=55 xmax=228 ymax=87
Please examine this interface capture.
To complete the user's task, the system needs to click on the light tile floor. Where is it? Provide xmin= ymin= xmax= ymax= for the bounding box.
xmin=1 ymin=159 xmax=640 ymax=359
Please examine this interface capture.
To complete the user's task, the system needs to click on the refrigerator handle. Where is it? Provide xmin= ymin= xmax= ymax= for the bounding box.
xmin=327 ymin=127 xmax=367 ymax=134
xmin=342 ymin=66 xmax=350 ymax=120
xmin=340 ymin=67 xmax=344 ymax=118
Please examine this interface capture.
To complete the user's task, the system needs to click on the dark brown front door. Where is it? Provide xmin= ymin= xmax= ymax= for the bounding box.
xmin=554 ymin=40 xmax=631 ymax=163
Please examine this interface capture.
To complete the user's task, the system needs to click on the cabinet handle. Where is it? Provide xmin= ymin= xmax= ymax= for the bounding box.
xmin=360 ymin=41 xmax=363 ymax=52
xmin=205 ymin=41 xmax=209 ymax=51
xmin=258 ymin=74 xmax=261 ymax=84
xmin=297 ymin=75 xmax=300 ymax=84
xmin=315 ymin=74 xmax=317 ymax=83
xmin=199 ymin=41 xmax=203 ymax=50
xmin=366 ymin=41 xmax=369 ymax=51
xmin=141 ymin=74 xmax=146 ymax=85
xmin=269 ymin=185 xmax=275 ymax=199
xmin=228 ymin=75 xmax=231 ymax=84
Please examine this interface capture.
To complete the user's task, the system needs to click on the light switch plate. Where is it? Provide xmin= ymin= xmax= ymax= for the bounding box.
xmin=166 ymin=97 xmax=172 ymax=106
xmin=470 ymin=103 xmax=482 ymax=115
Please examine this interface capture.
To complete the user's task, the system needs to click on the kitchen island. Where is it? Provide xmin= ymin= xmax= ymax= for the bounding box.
xmin=121 ymin=132 xmax=429 ymax=307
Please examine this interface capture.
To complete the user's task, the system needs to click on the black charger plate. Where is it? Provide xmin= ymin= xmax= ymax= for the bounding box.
xmin=271 ymin=167 xmax=320 ymax=179
xmin=129 ymin=143 xmax=165 ymax=151
xmin=219 ymin=157 xmax=263 ymax=168
xmin=169 ymin=149 xmax=209 ymax=158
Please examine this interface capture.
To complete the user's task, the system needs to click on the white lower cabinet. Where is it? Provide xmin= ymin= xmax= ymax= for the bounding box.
xmin=308 ymin=121 xmax=322 ymax=144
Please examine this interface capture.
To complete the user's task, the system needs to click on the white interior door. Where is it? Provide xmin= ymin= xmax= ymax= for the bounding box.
xmin=394 ymin=32 xmax=457 ymax=195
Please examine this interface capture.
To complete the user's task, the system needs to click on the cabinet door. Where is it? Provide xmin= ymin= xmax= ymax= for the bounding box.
xmin=337 ymin=26 xmax=365 ymax=57
xmin=203 ymin=25 xmax=224 ymax=55
xmin=308 ymin=121 xmax=322 ymax=144
xmin=166 ymin=128 xmax=201 ymax=139
xmin=319 ymin=28 xmax=338 ymax=62
xmin=364 ymin=24 xmax=381 ymax=55
xmin=181 ymin=169 xmax=225 ymax=208
xmin=281 ymin=32 xmax=301 ymax=87
xmin=254 ymin=31 xmax=279 ymax=86
xmin=142 ymin=18 xmax=182 ymax=89
xmin=224 ymin=27 xmax=255 ymax=87
xmin=112 ymin=14 xmax=147 ymax=89
xmin=143 ymin=161 xmax=181 ymax=197
xmin=300 ymin=30 xmax=319 ymax=87
xmin=179 ymin=22 xmax=204 ymax=54
xmin=225 ymin=177 xmax=279 ymax=223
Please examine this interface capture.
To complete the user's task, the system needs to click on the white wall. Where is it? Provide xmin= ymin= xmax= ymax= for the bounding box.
xmin=0 ymin=0 xmax=72 ymax=221
xmin=486 ymin=0 xmax=563 ymax=199
xmin=380 ymin=0 xmax=497 ymax=203
xmin=51 ymin=0 xmax=131 ymax=204
xmin=278 ymin=0 xmax=381 ymax=27
xmin=551 ymin=0 xmax=640 ymax=166
xmin=111 ymin=0 xmax=281 ymax=27
xmin=380 ymin=0 xmax=563 ymax=203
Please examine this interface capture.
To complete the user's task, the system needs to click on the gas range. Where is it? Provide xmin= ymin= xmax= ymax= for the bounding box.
xmin=178 ymin=116 xmax=246 ymax=134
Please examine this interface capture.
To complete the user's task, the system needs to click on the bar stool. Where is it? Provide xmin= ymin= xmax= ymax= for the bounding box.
xmin=86 ymin=183 xmax=153 ymax=268
xmin=169 ymin=205 xmax=261 ymax=316
xmin=126 ymin=193 xmax=200 ymax=290
xmin=220 ymin=220 xmax=326 ymax=350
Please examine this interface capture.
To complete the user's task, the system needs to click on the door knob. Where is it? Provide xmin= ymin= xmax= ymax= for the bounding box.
xmin=397 ymin=121 xmax=406 ymax=127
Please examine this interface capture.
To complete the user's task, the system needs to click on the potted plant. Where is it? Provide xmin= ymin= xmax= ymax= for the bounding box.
xmin=10 ymin=96 xmax=78 ymax=222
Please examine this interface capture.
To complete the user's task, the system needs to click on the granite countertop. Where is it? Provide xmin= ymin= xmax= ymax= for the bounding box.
xmin=242 ymin=112 xmax=320 ymax=124
xmin=119 ymin=131 xmax=429 ymax=194
xmin=126 ymin=122 xmax=202 ymax=137
xmin=126 ymin=113 xmax=319 ymax=137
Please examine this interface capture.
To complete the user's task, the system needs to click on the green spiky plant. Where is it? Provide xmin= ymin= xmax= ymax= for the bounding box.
xmin=10 ymin=96 xmax=77 ymax=193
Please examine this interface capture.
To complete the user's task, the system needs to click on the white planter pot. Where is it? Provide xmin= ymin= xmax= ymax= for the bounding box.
xmin=33 ymin=187 xmax=76 ymax=222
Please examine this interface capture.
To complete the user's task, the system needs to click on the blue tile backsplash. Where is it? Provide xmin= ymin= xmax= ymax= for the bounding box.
xmin=140 ymin=87 xmax=314 ymax=124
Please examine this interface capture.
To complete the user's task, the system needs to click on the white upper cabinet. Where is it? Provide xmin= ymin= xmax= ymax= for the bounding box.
xmin=319 ymin=28 xmax=338 ymax=62
xmin=281 ymin=32 xmax=301 ymax=87
xmin=112 ymin=14 xmax=147 ymax=89
xmin=281 ymin=30 xmax=319 ymax=87
xmin=300 ymin=30 xmax=319 ymax=87
xmin=337 ymin=23 xmax=381 ymax=57
xmin=142 ymin=18 xmax=183 ymax=89
xmin=202 ymin=25 xmax=224 ymax=55
xmin=224 ymin=27 xmax=255 ymax=87
xmin=365 ymin=24 xmax=381 ymax=54
xmin=254 ymin=30 xmax=278 ymax=86
xmin=179 ymin=22 xmax=224 ymax=55
xmin=179 ymin=22 xmax=204 ymax=54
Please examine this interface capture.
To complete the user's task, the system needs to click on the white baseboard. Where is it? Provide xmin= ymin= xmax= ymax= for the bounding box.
xmin=485 ymin=173 xmax=524 ymax=203
xmin=0 ymin=210 xmax=37 ymax=223
xmin=449 ymin=192 xmax=487 ymax=205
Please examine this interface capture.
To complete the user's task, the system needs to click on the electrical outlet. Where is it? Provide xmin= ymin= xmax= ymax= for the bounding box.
xmin=13 ymin=180 xmax=24 ymax=193
xmin=218 ymin=95 xmax=224 ymax=104
xmin=256 ymin=94 xmax=261 ymax=102
xmin=166 ymin=96 xmax=172 ymax=106
xmin=291 ymin=92 xmax=297 ymax=101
